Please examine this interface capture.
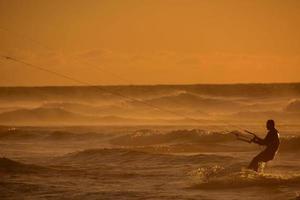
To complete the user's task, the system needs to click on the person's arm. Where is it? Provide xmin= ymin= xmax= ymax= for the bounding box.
xmin=252 ymin=135 xmax=265 ymax=145
xmin=252 ymin=132 xmax=272 ymax=146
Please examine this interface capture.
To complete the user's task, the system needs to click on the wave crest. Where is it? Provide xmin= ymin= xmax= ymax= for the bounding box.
xmin=110 ymin=129 xmax=233 ymax=146
xmin=190 ymin=165 xmax=300 ymax=189
xmin=55 ymin=148 xmax=233 ymax=166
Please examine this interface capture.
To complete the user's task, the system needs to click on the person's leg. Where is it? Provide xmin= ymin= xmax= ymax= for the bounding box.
xmin=248 ymin=155 xmax=260 ymax=171
xmin=248 ymin=152 xmax=265 ymax=172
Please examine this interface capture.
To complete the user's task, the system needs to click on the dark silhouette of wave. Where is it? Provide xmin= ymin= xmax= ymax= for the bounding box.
xmin=1 ymin=83 xmax=300 ymax=103
xmin=0 ymin=157 xmax=46 ymax=174
xmin=55 ymin=148 xmax=233 ymax=166
xmin=137 ymin=93 xmax=241 ymax=111
xmin=0 ymin=107 xmax=85 ymax=121
xmin=0 ymin=107 xmax=142 ymax=125
xmin=0 ymin=129 xmax=109 ymax=141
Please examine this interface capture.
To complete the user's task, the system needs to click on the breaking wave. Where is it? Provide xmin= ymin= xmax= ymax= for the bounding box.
xmin=189 ymin=164 xmax=300 ymax=189
xmin=111 ymin=129 xmax=300 ymax=152
xmin=110 ymin=129 xmax=233 ymax=146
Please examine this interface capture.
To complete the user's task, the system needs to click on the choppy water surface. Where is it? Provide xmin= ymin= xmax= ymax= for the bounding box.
xmin=1 ymin=126 xmax=300 ymax=200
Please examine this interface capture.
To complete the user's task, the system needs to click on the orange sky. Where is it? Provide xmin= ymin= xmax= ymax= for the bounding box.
xmin=0 ymin=0 xmax=300 ymax=86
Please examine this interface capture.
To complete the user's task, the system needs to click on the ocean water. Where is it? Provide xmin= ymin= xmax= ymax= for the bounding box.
xmin=1 ymin=126 xmax=300 ymax=200
xmin=0 ymin=84 xmax=300 ymax=199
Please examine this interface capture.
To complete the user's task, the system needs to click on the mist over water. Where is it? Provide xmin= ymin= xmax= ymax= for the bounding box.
xmin=1 ymin=84 xmax=300 ymax=199
xmin=0 ymin=83 xmax=300 ymax=126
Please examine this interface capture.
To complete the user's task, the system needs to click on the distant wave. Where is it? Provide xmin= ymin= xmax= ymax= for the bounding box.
xmin=0 ymin=128 xmax=42 ymax=140
xmin=280 ymin=136 xmax=300 ymax=152
xmin=0 ymin=106 xmax=27 ymax=114
xmin=110 ymin=129 xmax=233 ymax=146
xmin=229 ymin=110 xmax=300 ymax=121
xmin=0 ymin=107 xmax=141 ymax=125
xmin=0 ymin=84 xmax=299 ymax=125
xmin=0 ymin=157 xmax=46 ymax=174
xmin=0 ymin=106 xmax=213 ymax=125
xmin=230 ymin=110 xmax=281 ymax=120
xmin=0 ymin=107 xmax=87 ymax=122
xmin=1 ymin=128 xmax=300 ymax=153
xmin=41 ymin=102 xmax=128 ymax=116
xmin=42 ymin=102 xmax=101 ymax=114
xmin=0 ymin=86 xmax=122 ymax=103
xmin=138 ymin=93 xmax=241 ymax=112
xmin=0 ymin=129 xmax=113 ymax=141
xmin=111 ymin=129 xmax=300 ymax=153
xmin=285 ymin=99 xmax=300 ymax=112
xmin=55 ymin=148 xmax=233 ymax=166
xmin=1 ymin=83 xmax=300 ymax=103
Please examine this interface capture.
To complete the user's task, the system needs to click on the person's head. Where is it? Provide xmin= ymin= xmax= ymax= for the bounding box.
xmin=266 ymin=119 xmax=275 ymax=130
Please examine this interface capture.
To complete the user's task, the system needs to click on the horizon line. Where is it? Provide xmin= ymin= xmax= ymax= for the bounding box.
xmin=1 ymin=81 xmax=300 ymax=88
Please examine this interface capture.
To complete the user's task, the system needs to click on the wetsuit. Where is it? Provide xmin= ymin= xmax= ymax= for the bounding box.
xmin=248 ymin=128 xmax=280 ymax=172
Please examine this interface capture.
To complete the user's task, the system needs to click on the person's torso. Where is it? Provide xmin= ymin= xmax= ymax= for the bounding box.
xmin=265 ymin=129 xmax=280 ymax=153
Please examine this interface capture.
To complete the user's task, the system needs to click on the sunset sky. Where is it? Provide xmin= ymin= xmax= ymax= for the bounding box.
xmin=0 ymin=0 xmax=300 ymax=86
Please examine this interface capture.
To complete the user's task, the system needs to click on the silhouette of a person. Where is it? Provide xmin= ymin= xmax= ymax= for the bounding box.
xmin=248 ymin=119 xmax=280 ymax=172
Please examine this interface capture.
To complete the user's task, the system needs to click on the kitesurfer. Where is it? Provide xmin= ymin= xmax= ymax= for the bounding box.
xmin=248 ymin=119 xmax=280 ymax=172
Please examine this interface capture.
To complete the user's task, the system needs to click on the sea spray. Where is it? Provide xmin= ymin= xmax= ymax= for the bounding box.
xmin=189 ymin=164 xmax=300 ymax=189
